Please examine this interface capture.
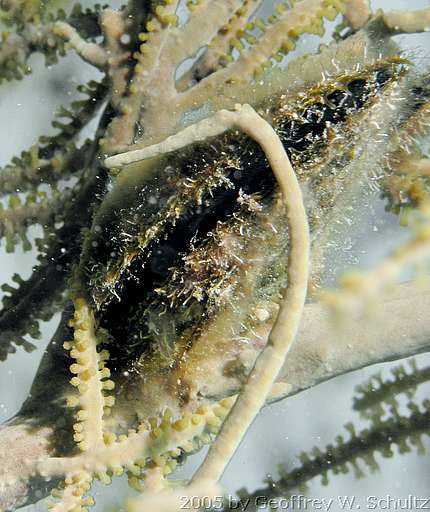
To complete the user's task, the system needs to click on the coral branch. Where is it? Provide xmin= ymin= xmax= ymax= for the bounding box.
xmin=1 ymin=282 xmax=429 ymax=510
xmin=383 ymin=8 xmax=430 ymax=34
xmin=353 ymin=360 xmax=430 ymax=419
xmin=0 ymin=21 xmax=64 ymax=83
xmin=103 ymin=0 xmax=245 ymax=150
xmin=179 ymin=0 xmax=346 ymax=115
xmin=319 ymin=204 xmax=430 ymax=319
xmin=101 ymin=9 xmax=132 ymax=107
xmin=0 ymin=80 xmax=107 ymax=196
xmin=344 ymin=0 xmax=370 ymax=30
xmin=233 ymin=399 xmax=430 ymax=509
xmin=177 ymin=0 xmax=261 ymax=88
xmin=64 ymin=298 xmax=110 ymax=451
xmin=53 ymin=21 xmax=107 ymax=69
xmin=0 ymin=188 xmax=74 ymax=252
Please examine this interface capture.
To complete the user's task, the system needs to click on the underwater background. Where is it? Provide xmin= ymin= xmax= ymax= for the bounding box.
xmin=0 ymin=0 xmax=429 ymax=509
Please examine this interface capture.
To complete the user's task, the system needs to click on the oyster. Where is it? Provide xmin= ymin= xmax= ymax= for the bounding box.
xmin=76 ymin=44 xmax=429 ymax=421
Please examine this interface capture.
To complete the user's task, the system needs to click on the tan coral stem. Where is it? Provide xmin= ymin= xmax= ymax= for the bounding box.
xmin=344 ymin=0 xmax=370 ymax=30
xmin=383 ymin=8 xmax=430 ymax=34
xmin=54 ymin=21 xmax=107 ymax=69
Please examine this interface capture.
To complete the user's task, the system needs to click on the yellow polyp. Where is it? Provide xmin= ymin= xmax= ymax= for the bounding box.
xmin=207 ymin=415 xmax=222 ymax=428
xmin=182 ymin=440 xmax=195 ymax=453
xmin=103 ymin=406 xmax=112 ymax=416
xmin=63 ymin=341 xmax=73 ymax=350
xmin=169 ymin=447 xmax=181 ymax=458
xmin=196 ymin=405 xmax=209 ymax=415
xmin=76 ymin=410 xmax=88 ymax=421
xmin=324 ymin=0 xmax=345 ymax=11
xmin=95 ymin=471 xmax=112 ymax=485
xmin=102 ymin=380 xmax=115 ymax=390
xmin=254 ymin=18 xmax=266 ymax=32
xmin=70 ymin=349 xmax=79 ymax=359
xmin=78 ymin=383 xmax=89 ymax=395
xmin=71 ymin=487 xmax=83 ymax=498
xmin=167 ymin=459 xmax=178 ymax=471
xmin=126 ymin=463 xmax=141 ymax=476
xmin=104 ymin=395 xmax=115 ymax=407
xmin=220 ymin=397 xmax=234 ymax=409
xmin=200 ymin=433 xmax=211 ymax=445
xmin=128 ymin=476 xmax=143 ymax=492
xmin=73 ymin=432 xmax=85 ymax=443
xmin=207 ymin=424 xmax=221 ymax=435
xmin=254 ymin=65 xmax=264 ymax=77
xmin=103 ymin=432 xmax=116 ymax=445
xmin=160 ymin=14 xmax=178 ymax=26
xmin=74 ymin=331 xmax=88 ymax=344
xmin=416 ymin=226 xmax=430 ymax=242
xmin=73 ymin=473 xmax=84 ymax=484
xmin=340 ymin=272 xmax=370 ymax=292
xmin=231 ymin=38 xmax=244 ymax=51
xmin=70 ymin=377 xmax=80 ymax=387
xmin=191 ymin=414 xmax=202 ymax=425
xmin=152 ymin=454 xmax=165 ymax=467
xmin=324 ymin=6 xmax=339 ymax=21
xmin=75 ymin=298 xmax=86 ymax=310
xmin=80 ymin=369 xmax=95 ymax=381
xmin=310 ymin=22 xmax=325 ymax=36
xmin=99 ymin=349 xmax=110 ymax=361
xmin=70 ymin=363 xmax=82 ymax=374
xmin=172 ymin=416 xmax=190 ymax=432
xmin=146 ymin=19 xmax=158 ymax=32
xmin=151 ymin=427 xmax=163 ymax=439
xmin=99 ymin=367 xmax=111 ymax=379
xmin=111 ymin=465 xmax=124 ymax=476
xmin=75 ymin=342 xmax=87 ymax=353
xmin=288 ymin=27 xmax=300 ymax=37
xmin=213 ymin=406 xmax=227 ymax=418
xmin=66 ymin=396 xmax=79 ymax=408
xmin=148 ymin=416 xmax=158 ymax=430
xmin=135 ymin=458 xmax=146 ymax=468
xmin=154 ymin=5 xmax=165 ymax=17
xmin=276 ymin=3 xmax=287 ymax=14
xmin=400 ymin=207 xmax=411 ymax=227
xmin=118 ymin=434 xmax=128 ymax=442
xmin=51 ymin=488 xmax=62 ymax=498
xmin=244 ymin=30 xmax=256 ymax=44
xmin=280 ymin=39 xmax=296 ymax=53
xmin=77 ymin=355 xmax=90 ymax=366
xmin=73 ymin=422 xmax=84 ymax=433
xmin=162 ymin=465 xmax=172 ymax=476
xmin=82 ymin=497 xmax=95 ymax=507
xmin=163 ymin=408 xmax=173 ymax=422
xmin=81 ymin=481 xmax=91 ymax=492
xmin=159 ymin=419 xmax=171 ymax=432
